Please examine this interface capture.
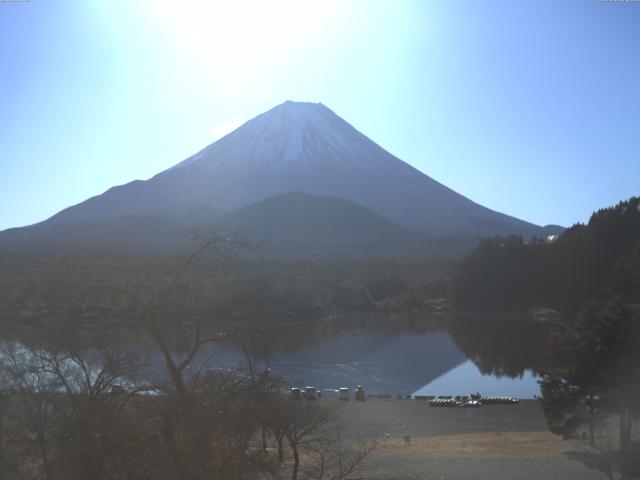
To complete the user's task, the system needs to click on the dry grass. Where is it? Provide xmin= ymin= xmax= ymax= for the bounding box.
xmin=377 ymin=431 xmax=585 ymax=459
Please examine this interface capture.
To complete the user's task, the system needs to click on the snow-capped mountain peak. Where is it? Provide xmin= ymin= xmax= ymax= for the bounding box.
xmin=36 ymin=100 xmax=549 ymax=240
xmin=174 ymin=100 xmax=386 ymax=172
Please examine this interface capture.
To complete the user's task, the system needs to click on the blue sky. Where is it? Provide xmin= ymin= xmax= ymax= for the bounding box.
xmin=1 ymin=0 xmax=638 ymax=230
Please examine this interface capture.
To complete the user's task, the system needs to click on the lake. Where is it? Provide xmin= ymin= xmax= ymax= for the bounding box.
xmin=265 ymin=329 xmax=540 ymax=398
xmin=2 ymin=315 xmax=545 ymax=399
xmin=165 ymin=318 xmax=543 ymax=399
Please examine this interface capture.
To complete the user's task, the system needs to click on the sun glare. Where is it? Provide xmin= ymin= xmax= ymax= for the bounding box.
xmin=141 ymin=0 xmax=342 ymax=62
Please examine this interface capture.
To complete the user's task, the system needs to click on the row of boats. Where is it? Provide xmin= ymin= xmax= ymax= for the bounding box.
xmin=291 ymin=387 xmax=520 ymax=406
xmin=290 ymin=386 xmax=366 ymax=401
xmin=426 ymin=395 xmax=520 ymax=407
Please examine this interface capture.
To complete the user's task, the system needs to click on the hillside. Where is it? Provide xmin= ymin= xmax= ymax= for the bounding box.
xmin=213 ymin=192 xmax=428 ymax=257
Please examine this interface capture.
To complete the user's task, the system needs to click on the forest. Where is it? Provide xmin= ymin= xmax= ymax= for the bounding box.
xmin=537 ymin=241 xmax=640 ymax=477
xmin=452 ymin=197 xmax=640 ymax=313
xmin=451 ymin=197 xmax=640 ymax=477
xmin=0 ymin=249 xmax=454 ymax=337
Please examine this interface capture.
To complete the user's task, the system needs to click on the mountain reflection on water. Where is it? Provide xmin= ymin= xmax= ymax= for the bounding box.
xmin=271 ymin=315 xmax=544 ymax=397
xmin=4 ymin=314 xmax=548 ymax=398
xmin=152 ymin=314 xmax=547 ymax=398
xmin=413 ymin=361 xmax=539 ymax=398
xmin=267 ymin=330 xmax=467 ymax=394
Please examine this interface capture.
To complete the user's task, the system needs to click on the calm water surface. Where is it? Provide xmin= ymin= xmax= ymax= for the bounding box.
xmin=3 ymin=315 xmax=544 ymax=399
xmin=188 ymin=323 xmax=542 ymax=398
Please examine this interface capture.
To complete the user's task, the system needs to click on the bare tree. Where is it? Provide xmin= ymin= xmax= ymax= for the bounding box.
xmin=43 ymin=346 xmax=150 ymax=480
xmin=275 ymin=400 xmax=329 ymax=480
xmin=102 ymin=231 xmax=271 ymax=480
xmin=1 ymin=345 xmax=62 ymax=480
xmin=305 ymin=430 xmax=380 ymax=480
xmin=0 ymin=343 xmax=151 ymax=480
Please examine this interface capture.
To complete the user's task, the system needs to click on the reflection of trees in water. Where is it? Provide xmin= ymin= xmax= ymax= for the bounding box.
xmin=4 ymin=311 xmax=449 ymax=357
xmin=6 ymin=309 xmax=553 ymax=383
xmin=448 ymin=314 xmax=550 ymax=378
xmin=198 ymin=311 xmax=448 ymax=359
xmin=243 ymin=312 xmax=447 ymax=353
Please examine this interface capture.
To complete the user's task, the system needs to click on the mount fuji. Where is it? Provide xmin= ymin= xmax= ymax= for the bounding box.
xmin=0 ymin=101 xmax=560 ymax=255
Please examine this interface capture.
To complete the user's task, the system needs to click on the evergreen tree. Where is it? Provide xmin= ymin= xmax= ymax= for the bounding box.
xmin=539 ymin=242 xmax=640 ymax=451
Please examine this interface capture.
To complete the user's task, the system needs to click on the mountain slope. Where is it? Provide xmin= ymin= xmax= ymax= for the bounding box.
xmin=216 ymin=191 xmax=414 ymax=237
xmin=0 ymin=215 xmax=190 ymax=253
xmin=213 ymin=191 xmax=426 ymax=257
xmin=37 ymin=101 xmax=552 ymax=238
xmin=0 ymin=192 xmax=476 ymax=257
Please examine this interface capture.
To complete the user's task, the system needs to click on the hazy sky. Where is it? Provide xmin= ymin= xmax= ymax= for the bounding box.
xmin=1 ymin=0 xmax=639 ymax=231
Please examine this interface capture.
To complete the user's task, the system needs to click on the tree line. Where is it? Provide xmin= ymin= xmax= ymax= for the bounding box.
xmin=0 ymin=250 xmax=454 ymax=332
xmin=452 ymin=197 xmax=640 ymax=312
